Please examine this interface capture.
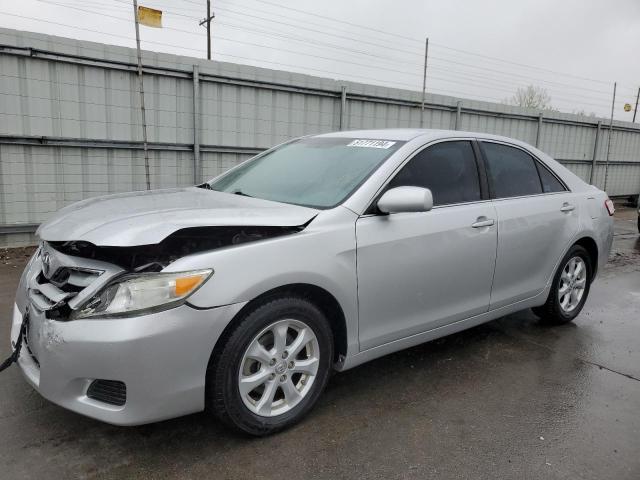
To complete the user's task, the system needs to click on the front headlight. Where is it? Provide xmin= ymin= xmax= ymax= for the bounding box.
xmin=75 ymin=269 xmax=212 ymax=319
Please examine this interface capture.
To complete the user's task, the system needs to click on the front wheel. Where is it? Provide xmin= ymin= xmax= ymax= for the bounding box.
xmin=532 ymin=245 xmax=592 ymax=325
xmin=207 ymin=296 xmax=333 ymax=436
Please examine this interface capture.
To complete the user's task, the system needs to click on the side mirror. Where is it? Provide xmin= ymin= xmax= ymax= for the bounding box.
xmin=377 ymin=186 xmax=433 ymax=214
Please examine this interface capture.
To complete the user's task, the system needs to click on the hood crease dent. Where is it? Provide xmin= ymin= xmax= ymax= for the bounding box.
xmin=37 ymin=187 xmax=319 ymax=246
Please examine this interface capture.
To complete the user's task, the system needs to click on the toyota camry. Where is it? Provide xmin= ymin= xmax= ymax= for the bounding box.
xmin=5 ymin=129 xmax=614 ymax=435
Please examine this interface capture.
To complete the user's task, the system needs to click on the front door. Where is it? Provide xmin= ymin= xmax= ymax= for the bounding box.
xmin=356 ymin=140 xmax=498 ymax=351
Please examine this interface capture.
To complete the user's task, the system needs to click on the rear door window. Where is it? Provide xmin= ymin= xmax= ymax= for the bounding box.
xmin=387 ymin=141 xmax=481 ymax=206
xmin=481 ymin=142 xmax=542 ymax=199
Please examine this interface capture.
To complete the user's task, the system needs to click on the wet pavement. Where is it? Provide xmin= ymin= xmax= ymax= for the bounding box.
xmin=0 ymin=206 xmax=639 ymax=479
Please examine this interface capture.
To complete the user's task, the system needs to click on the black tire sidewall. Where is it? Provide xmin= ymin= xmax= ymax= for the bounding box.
xmin=211 ymin=297 xmax=333 ymax=435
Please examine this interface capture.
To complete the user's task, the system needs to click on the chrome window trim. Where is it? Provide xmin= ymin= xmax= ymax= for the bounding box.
xmin=488 ymin=191 xmax=570 ymax=203
xmin=357 ymin=198 xmax=494 ymax=218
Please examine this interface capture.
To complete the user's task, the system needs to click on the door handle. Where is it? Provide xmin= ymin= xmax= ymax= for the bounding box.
xmin=471 ymin=218 xmax=495 ymax=228
xmin=560 ymin=203 xmax=575 ymax=213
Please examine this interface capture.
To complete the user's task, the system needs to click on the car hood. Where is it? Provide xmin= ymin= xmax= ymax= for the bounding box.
xmin=37 ymin=187 xmax=319 ymax=246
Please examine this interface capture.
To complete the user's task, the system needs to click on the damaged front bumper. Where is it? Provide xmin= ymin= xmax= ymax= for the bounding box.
xmin=10 ymin=300 xmax=244 ymax=425
xmin=9 ymin=239 xmax=255 ymax=425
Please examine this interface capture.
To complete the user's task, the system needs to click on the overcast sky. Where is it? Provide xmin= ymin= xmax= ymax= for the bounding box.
xmin=1 ymin=0 xmax=639 ymax=121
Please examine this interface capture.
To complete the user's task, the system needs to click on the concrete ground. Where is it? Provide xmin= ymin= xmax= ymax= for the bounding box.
xmin=0 ymin=206 xmax=639 ymax=480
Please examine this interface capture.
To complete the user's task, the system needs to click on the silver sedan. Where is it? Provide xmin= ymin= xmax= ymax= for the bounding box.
xmin=8 ymin=129 xmax=614 ymax=435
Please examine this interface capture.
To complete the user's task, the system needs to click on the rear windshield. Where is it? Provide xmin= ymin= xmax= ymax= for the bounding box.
xmin=208 ymin=137 xmax=405 ymax=208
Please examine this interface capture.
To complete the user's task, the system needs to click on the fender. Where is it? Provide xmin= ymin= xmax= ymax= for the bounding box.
xmin=165 ymin=206 xmax=361 ymax=356
xmin=540 ymin=195 xmax=613 ymax=295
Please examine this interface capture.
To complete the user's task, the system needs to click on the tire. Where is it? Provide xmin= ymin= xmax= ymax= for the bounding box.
xmin=206 ymin=296 xmax=333 ymax=436
xmin=532 ymin=244 xmax=593 ymax=325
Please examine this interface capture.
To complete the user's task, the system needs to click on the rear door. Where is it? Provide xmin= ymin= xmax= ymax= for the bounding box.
xmin=479 ymin=141 xmax=580 ymax=309
xmin=356 ymin=140 xmax=498 ymax=350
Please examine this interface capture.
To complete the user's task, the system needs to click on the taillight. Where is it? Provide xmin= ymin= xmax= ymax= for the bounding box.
xmin=604 ymin=199 xmax=615 ymax=216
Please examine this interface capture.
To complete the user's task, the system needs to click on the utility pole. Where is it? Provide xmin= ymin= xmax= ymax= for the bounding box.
xmin=603 ymin=82 xmax=616 ymax=192
xmin=132 ymin=0 xmax=151 ymax=190
xmin=420 ymin=37 xmax=429 ymax=128
xmin=200 ymin=0 xmax=215 ymax=59
xmin=633 ymin=86 xmax=639 ymax=123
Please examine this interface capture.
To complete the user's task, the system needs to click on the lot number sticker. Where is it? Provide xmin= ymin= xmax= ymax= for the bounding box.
xmin=347 ymin=139 xmax=396 ymax=149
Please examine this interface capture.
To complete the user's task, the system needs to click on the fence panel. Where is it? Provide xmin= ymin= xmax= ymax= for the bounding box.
xmin=0 ymin=27 xmax=639 ymax=246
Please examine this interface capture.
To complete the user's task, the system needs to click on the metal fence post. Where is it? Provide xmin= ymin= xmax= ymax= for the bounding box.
xmin=420 ymin=37 xmax=429 ymax=128
xmin=133 ymin=0 xmax=151 ymax=190
xmin=589 ymin=121 xmax=601 ymax=185
xmin=339 ymin=85 xmax=347 ymax=130
xmin=192 ymin=64 xmax=200 ymax=184
xmin=603 ymin=82 xmax=617 ymax=192
xmin=535 ymin=113 xmax=543 ymax=148
xmin=454 ymin=101 xmax=462 ymax=130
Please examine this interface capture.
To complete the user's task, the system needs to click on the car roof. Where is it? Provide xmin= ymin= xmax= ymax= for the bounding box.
xmin=315 ymin=128 xmax=531 ymax=146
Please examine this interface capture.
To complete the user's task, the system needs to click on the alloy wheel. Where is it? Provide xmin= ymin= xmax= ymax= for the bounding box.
xmin=557 ymin=256 xmax=587 ymax=313
xmin=238 ymin=319 xmax=320 ymax=417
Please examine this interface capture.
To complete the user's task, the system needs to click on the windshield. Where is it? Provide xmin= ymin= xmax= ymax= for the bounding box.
xmin=207 ymin=137 xmax=405 ymax=208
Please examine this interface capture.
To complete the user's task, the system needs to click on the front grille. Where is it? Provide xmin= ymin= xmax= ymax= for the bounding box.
xmin=28 ymin=245 xmax=105 ymax=316
xmin=50 ymin=267 xmax=102 ymax=291
xmin=87 ymin=380 xmax=127 ymax=406
xmin=29 ymin=278 xmax=73 ymax=312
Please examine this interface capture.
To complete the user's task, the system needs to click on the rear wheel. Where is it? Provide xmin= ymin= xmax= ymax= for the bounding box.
xmin=207 ymin=296 xmax=333 ymax=436
xmin=532 ymin=245 xmax=592 ymax=325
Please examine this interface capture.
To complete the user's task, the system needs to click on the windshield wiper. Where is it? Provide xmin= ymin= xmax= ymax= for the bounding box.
xmin=233 ymin=190 xmax=253 ymax=198
xmin=196 ymin=182 xmax=212 ymax=190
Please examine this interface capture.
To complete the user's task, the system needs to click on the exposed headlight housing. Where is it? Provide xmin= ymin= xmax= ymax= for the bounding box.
xmin=75 ymin=269 xmax=212 ymax=319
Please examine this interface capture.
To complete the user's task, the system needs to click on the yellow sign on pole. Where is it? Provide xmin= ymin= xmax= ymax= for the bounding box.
xmin=624 ymin=103 xmax=632 ymax=112
xmin=138 ymin=6 xmax=162 ymax=28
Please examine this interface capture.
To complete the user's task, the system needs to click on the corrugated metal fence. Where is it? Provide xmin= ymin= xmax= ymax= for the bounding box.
xmin=1 ymin=28 xmax=639 ymax=246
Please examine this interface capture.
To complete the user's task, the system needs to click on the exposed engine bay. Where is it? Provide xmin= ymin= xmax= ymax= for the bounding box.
xmin=47 ymin=225 xmax=306 ymax=272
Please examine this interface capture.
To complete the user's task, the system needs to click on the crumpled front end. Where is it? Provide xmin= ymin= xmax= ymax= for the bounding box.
xmin=11 ymin=243 xmax=245 ymax=425
xmin=15 ymin=243 xmax=124 ymax=320
xmin=8 ymin=185 xmax=319 ymax=425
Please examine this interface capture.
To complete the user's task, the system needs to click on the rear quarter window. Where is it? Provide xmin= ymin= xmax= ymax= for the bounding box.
xmin=535 ymin=161 xmax=566 ymax=193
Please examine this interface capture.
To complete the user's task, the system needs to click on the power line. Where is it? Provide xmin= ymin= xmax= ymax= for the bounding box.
xmin=141 ymin=1 xmax=619 ymax=99
xmin=39 ymin=0 xmax=637 ymax=98
xmin=41 ymin=1 xmax=637 ymax=97
xmin=428 ymin=42 xmax=610 ymax=86
xmin=3 ymin=1 xmax=623 ymax=112
xmin=217 ymin=0 xmax=624 ymax=87
xmin=35 ymin=0 xmax=416 ymax=66
xmin=45 ymin=0 xmax=626 ymax=101
xmin=175 ymin=0 xmax=632 ymax=96
xmin=0 ymin=14 xmax=419 ymax=96
xmin=212 ymin=4 xmax=425 ymax=57
xmin=213 ymin=0 xmax=420 ymax=49
xmin=8 ymin=3 xmax=616 ymax=108
xmin=208 ymin=16 xmax=615 ymax=100
xmin=178 ymin=8 xmax=613 ymax=99
xmin=0 ymin=11 xmax=205 ymax=54
xmin=227 ymin=0 xmax=424 ymax=44
xmin=212 ymin=51 xmax=508 ymax=102
xmin=0 ymin=13 xmax=502 ymax=102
